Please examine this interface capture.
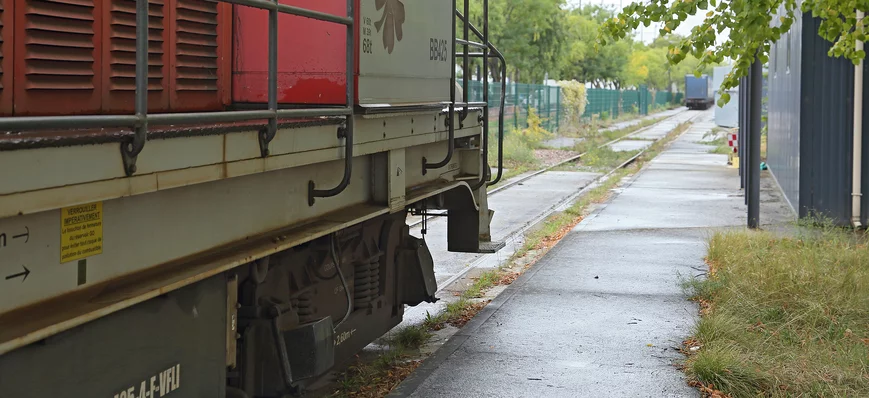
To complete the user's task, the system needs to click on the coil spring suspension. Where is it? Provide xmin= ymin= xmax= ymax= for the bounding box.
xmin=296 ymin=292 xmax=315 ymax=324
xmin=353 ymin=260 xmax=380 ymax=310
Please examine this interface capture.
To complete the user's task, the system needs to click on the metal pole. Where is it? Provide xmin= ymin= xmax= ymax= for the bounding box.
xmin=267 ymin=0 xmax=278 ymax=139
xmin=738 ymin=76 xmax=744 ymax=188
xmin=748 ymin=56 xmax=762 ymax=228
xmin=423 ymin=0 xmax=457 ymax=173
xmin=122 ymin=0 xmax=150 ymax=176
xmin=462 ymin=0 xmax=470 ymax=123
xmin=258 ymin=0 xmax=279 ymax=157
xmin=309 ymin=0 xmax=356 ymax=203
xmin=556 ymin=87 xmax=561 ymax=132
xmin=513 ymin=82 xmax=518 ymax=130
xmin=470 ymin=0 xmax=490 ymax=190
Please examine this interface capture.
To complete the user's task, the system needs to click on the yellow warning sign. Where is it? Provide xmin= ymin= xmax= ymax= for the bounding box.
xmin=60 ymin=202 xmax=103 ymax=263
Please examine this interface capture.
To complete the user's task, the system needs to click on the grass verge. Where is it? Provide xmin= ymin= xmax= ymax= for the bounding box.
xmin=572 ymin=116 xmax=668 ymax=154
xmin=682 ymin=226 xmax=869 ymax=397
xmin=331 ymin=120 xmax=691 ymax=398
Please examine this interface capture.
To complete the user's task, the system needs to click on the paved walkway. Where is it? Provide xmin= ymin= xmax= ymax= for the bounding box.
xmin=391 ymin=113 xmax=791 ymax=397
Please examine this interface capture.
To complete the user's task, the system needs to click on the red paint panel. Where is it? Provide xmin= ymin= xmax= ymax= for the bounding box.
xmin=0 ymin=0 xmax=13 ymax=115
xmin=232 ymin=0 xmax=347 ymax=105
xmin=169 ymin=0 xmax=230 ymax=111
xmin=14 ymin=0 xmax=103 ymax=116
xmin=102 ymin=0 xmax=170 ymax=112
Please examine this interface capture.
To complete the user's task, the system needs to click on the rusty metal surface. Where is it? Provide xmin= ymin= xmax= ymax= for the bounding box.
xmin=233 ymin=0 xmax=347 ymax=105
xmin=170 ymin=0 xmax=231 ymax=110
xmin=10 ymin=0 xmax=230 ymax=116
xmin=0 ymin=0 xmax=11 ymax=115
xmin=0 ymin=118 xmax=345 ymax=150
xmin=14 ymin=0 xmax=104 ymax=115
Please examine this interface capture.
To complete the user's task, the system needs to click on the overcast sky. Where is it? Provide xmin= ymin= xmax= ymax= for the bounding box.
xmin=565 ymin=0 xmax=708 ymax=44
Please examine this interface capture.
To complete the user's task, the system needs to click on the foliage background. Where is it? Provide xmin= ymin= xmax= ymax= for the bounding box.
xmin=461 ymin=2 xmax=713 ymax=91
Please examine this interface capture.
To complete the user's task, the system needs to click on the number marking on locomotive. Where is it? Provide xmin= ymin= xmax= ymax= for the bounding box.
xmin=113 ymin=363 xmax=180 ymax=398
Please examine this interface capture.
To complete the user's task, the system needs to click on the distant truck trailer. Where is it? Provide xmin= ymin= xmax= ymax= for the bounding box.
xmin=685 ymin=75 xmax=715 ymax=110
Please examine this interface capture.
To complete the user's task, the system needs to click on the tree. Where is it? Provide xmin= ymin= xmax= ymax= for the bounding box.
xmin=597 ymin=0 xmax=868 ymax=104
xmin=467 ymin=0 xmax=567 ymax=83
xmin=625 ymin=46 xmax=670 ymax=89
xmin=558 ymin=5 xmax=632 ymax=88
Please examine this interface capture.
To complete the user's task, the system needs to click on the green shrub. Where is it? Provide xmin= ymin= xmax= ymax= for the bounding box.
xmin=514 ymin=108 xmax=553 ymax=146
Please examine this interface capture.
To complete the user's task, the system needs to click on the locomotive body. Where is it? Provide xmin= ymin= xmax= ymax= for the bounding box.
xmin=0 ymin=0 xmax=504 ymax=396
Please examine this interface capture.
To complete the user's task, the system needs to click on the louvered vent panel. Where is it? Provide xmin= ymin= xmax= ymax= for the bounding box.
xmin=0 ymin=0 xmax=10 ymax=115
xmin=175 ymin=0 xmax=217 ymax=92
xmin=0 ymin=1 xmax=5 ymax=91
xmin=108 ymin=0 xmax=164 ymax=91
xmin=23 ymin=0 xmax=95 ymax=90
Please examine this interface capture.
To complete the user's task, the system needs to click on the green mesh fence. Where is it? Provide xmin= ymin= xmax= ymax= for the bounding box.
xmin=467 ymin=80 xmax=684 ymax=132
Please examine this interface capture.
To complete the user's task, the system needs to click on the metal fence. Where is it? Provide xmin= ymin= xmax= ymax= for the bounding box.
xmin=468 ymin=81 xmax=684 ymax=133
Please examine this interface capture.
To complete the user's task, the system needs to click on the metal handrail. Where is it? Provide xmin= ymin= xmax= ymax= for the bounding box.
xmin=308 ymin=0 xmax=355 ymax=205
xmin=455 ymin=9 xmax=507 ymax=187
xmin=423 ymin=0 xmax=459 ymax=175
xmin=468 ymin=0 xmax=490 ymax=191
xmin=0 ymin=0 xmax=355 ymax=182
xmin=461 ymin=0 xmax=471 ymax=124
xmin=455 ymin=39 xmax=487 ymax=49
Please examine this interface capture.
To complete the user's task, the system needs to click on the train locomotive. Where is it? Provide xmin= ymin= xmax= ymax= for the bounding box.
xmin=0 ymin=0 xmax=505 ymax=396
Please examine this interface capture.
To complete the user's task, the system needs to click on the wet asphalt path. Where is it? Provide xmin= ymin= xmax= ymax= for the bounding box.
xmin=390 ymin=111 xmax=794 ymax=397
xmin=397 ymin=109 xmax=696 ymax=329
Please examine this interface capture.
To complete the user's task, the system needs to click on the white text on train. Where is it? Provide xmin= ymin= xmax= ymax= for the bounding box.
xmin=113 ymin=363 xmax=180 ymax=398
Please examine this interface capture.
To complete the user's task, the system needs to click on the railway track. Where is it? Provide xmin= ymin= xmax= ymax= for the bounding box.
xmin=408 ymin=108 xmax=697 ymax=229
xmin=405 ymin=109 xmax=705 ymax=296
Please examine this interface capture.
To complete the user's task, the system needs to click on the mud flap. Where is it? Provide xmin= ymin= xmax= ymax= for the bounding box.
xmin=397 ymin=235 xmax=438 ymax=306
xmin=443 ymin=186 xmax=505 ymax=254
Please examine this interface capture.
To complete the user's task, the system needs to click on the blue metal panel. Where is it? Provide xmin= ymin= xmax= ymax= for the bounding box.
xmin=766 ymin=9 xmax=869 ymax=226
xmin=798 ymin=13 xmax=857 ymax=225
xmin=767 ymin=8 xmax=803 ymax=213
xmin=685 ymin=75 xmax=710 ymax=100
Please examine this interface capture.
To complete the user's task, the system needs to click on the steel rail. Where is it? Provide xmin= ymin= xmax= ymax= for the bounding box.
xmin=426 ymin=110 xmax=704 ymax=294
xmin=408 ymin=108 xmax=696 ymax=228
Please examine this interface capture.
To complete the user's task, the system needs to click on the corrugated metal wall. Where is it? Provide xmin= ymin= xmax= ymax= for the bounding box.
xmin=768 ymin=10 xmax=869 ymax=225
xmin=799 ymin=13 xmax=859 ymax=224
xmin=767 ymin=8 xmax=803 ymax=213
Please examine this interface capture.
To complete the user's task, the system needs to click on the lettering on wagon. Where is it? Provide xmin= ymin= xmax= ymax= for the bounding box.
xmin=113 ymin=363 xmax=181 ymax=398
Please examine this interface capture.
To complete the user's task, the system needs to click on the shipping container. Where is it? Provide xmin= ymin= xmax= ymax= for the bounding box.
xmin=685 ymin=74 xmax=713 ymax=110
